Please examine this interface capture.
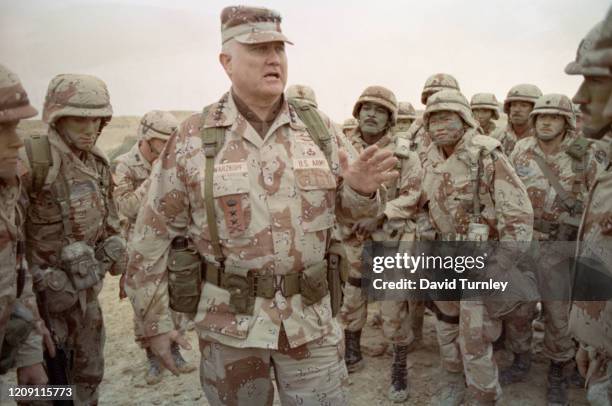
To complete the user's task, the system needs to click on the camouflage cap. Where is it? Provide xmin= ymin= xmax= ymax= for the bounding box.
xmin=286 ymin=84 xmax=317 ymax=108
xmin=421 ymin=73 xmax=460 ymax=105
xmin=342 ymin=117 xmax=358 ymax=130
xmin=397 ymin=101 xmax=417 ymax=120
xmin=352 ymin=85 xmax=398 ymax=125
xmin=138 ymin=110 xmax=179 ymax=141
xmin=503 ymin=84 xmax=542 ymax=114
xmin=423 ymin=89 xmax=479 ymax=131
xmin=529 ymin=94 xmax=576 ymax=130
xmin=0 ymin=64 xmax=38 ymax=124
xmin=43 ymin=74 xmax=112 ymax=125
xmin=565 ymin=22 xmax=612 ymax=77
xmin=470 ymin=93 xmax=500 ymax=120
xmin=221 ymin=5 xmax=292 ymax=45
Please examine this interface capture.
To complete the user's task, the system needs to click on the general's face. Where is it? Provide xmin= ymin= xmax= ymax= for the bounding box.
xmin=573 ymin=75 xmax=612 ymax=139
xmin=472 ymin=108 xmax=493 ymax=127
xmin=358 ymin=102 xmax=390 ymax=135
xmin=222 ymin=41 xmax=288 ymax=102
xmin=56 ymin=116 xmax=102 ymax=151
xmin=509 ymin=101 xmax=534 ymax=126
xmin=0 ymin=120 xmax=24 ymax=179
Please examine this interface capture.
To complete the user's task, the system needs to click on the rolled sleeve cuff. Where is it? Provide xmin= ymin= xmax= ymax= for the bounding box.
xmin=343 ymin=184 xmax=382 ymax=215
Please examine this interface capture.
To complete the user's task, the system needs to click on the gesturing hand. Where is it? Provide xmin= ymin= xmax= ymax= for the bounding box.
xmin=339 ymin=145 xmax=399 ymax=195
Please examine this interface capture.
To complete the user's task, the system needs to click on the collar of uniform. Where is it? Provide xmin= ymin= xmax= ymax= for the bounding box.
xmin=47 ymin=129 xmax=106 ymax=177
xmin=354 ymin=129 xmax=393 ymax=149
xmin=133 ymin=141 xmax=151 ymax=171
xmin=529 ymin=130 xmax=577 ymax=159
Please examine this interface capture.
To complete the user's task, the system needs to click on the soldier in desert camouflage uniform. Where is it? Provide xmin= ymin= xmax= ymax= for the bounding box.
xmin=566 ymin=18 xmax=612 ymax=406
xmin=403 ymin=73 xmax=461 ymax=163
xmin=113 ymin=110 xmax=195 ymax=384
xmin=337 ymin=86 xmax=422 ymax=402
xmin=19 ymin=73 xmax=126 ymax=405
xmin=470 ymin=93 xmax=502 ymax=138
xmin=508 ymin=93 xmax=606 ymax=405
xmin=286 ymin=84 xmax=318 ymax=108
xmin=495 ymin=84 xmax=543 ymax=155
xmin=0 ymin=64 xmax=53 ymax=390
xmin=342 ymin=117 xmax=358 ymax=139
xmin=125 ymin=6 xmax=399 ymax=406
xmin=392 ymin=101 xmax=417 ymax=135
xmin=420 ymin=89 xmax=534 ymax=405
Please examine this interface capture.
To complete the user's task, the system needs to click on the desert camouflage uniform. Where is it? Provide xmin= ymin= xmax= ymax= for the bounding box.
xmin=510 ymin=98 xmax=606 ymax=366
xmin=339 ymin=129 xmax=422 ymax=334
xmin=565 ymin=18 xmax=612 ymax=405
xmin=125 ymin=80 xmax=385 ymax=403
xmin=0 ymin=64 xmax=44 ymax=379
xmin=421 ymin=90 xmax=534 ymax=402
xmin=113 ymin=111 xmax=193 ymax=381
xmin=491 ymin=125 xmax=520 ymax=156
xmin=341 ymin=117 xmax=358 ymax=140
xmin=20 ymin=74 xmax=122 ymax=405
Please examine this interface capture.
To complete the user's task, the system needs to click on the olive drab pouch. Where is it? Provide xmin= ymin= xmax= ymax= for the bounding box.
xmin=300 ymin=260 xmax=329 ymax=307
xmin=167 ymin=237 xmax=203 ymax=313
xmin=60 ymin=241 xmax=101 ymax=291
xmin=0 ymin=304 xmax=35 ymax=374
xmin=222 ymin=266 xmax=254 ymax=315
xmin=38 ymin=266 xmax=79 ymax=313
xmin=95 ymin=235 xmax=128 ymax=276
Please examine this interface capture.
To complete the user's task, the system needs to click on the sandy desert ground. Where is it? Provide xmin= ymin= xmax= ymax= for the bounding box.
xmin=3 ymin=115 xmax=590 ymax=405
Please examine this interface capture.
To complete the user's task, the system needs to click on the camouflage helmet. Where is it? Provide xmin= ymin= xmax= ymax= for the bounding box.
xmin=342 ymin=117 xmax=358 ymax=130
xmin=352 ymin=85 xmax=398 ymax=125
xmin=423 ymin=89 xmax=479 ymax=131
xmin=528 ymin=94 xmax=576 ymax=130
xmin=0 ymin=64 xmax=38 ymax=124
xmin=470 ymin=93 xmax=500 ymax=120
xmin=43 ymin=74 xmax=112 ymax=126
xmin=421 ymin=73 xmax=460 ymax=105
xmin=138 ymin=110 xmax=179 ymax=141
xmin=397 ymin=101 xmax=417 ymax=120
xmin=286 ymin=84 xmax=318 ymax=108
xmin=503 ymin=84 xmax=543 ymax=114
xmin=565 ymin=22 xmax=612 ymax=78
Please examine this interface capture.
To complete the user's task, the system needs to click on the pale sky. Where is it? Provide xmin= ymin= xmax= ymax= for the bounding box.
xmin=1 ymin=0 xmax=610 ymax=122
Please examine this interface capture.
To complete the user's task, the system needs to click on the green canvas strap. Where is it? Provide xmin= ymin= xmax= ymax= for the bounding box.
xmin=199 ymin=104 xmax=227 ymax=266
xmin=533 ymin=154 xmax=579 ymax=215
xmin=288 ymin=99 xmax=333 ymax=167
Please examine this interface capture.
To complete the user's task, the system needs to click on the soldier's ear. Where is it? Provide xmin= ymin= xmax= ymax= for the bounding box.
xmin=219 ymin=53 xmax=232 ymax=77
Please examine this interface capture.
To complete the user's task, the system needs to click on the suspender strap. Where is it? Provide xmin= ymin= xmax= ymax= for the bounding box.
xmin=533 ymin=155 xmax=578 ymax=214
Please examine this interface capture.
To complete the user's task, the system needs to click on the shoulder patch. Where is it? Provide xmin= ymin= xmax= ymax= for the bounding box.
xmin=594 ymin=149 xmax=607 ymax=164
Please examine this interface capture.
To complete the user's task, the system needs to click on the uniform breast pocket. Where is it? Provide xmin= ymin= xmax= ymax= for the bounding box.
xmin=28 ymin=191 xmax=62 ymax=225
xmin=212 ymin=174 xmax=252 ymax=239
xmin=295 ymin=168 xmax=337 ymax=232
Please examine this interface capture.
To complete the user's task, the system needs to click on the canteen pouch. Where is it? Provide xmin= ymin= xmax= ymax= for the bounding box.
xmin=300 ymin=260 xmax=329 ymax=307
xmin=167 ymin=242 xmax=203 ymax=314
xmin=61 ymin=241 xmax=101 ymax=291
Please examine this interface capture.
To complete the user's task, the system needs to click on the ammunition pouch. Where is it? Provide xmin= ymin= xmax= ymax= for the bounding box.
xmin=167 ymin=244 xmax=203 ymax=314
xmin=61 ymin=241 xmax=102 ymax=291
xmin=95 ymin=235 xmax=128 ymax=276
xmin=33 ymin=265 xmax=79 ymax=313
xmin=0 ymin=304 xmax=35 ymax=374
xmin=205 ymin=260 xmax=330 ymax=314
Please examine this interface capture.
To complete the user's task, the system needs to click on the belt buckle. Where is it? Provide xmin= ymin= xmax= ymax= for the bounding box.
xmin=275 ymin=275 xmax=286 ymax=297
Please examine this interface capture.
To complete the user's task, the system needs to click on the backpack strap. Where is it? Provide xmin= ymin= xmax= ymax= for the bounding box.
xmin=23 ymin=134 xmax=52 ymax=194
xmin=200 ymin=104 xmax=228 ymax=266
xmin=288 ymin=99 xmax=333 ymax=167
